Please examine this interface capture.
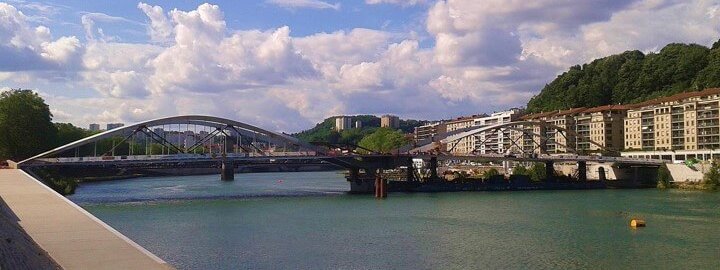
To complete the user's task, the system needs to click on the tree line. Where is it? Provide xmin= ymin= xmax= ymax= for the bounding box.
xmin=527 ymin=40 xmax=720 ymax=113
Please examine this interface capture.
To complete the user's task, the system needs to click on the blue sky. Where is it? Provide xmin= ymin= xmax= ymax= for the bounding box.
xmin=1 ymin=0 xmax=720 ymax=132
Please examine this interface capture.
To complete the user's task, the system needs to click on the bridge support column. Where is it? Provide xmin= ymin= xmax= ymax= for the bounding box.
xmin=429 ymin=156 xmax=439 ymax=182
xmin=577 ymin=161 xmax=587 ymax=182
xmin=221 ymin=160 xmax=234 ymax=181
xmin=545 ymin=161 xmax=554 ymax=182
xmin=348 ymin=168 xmax=359 ymax=182
xmin=406 ymin=157 xmax=414 ymax=182
xmin=374 ymin=169 xmax=386 ymax=198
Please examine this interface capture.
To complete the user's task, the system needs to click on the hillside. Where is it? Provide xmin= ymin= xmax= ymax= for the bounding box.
xmin=526 ymin=40 xmax=720 ymax=113
xmin=294 ymin=115 xmax=427 ymax=145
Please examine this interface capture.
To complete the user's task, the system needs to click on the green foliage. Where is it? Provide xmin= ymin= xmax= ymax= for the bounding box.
xmin=0 ymin=89 xmax=58 ymax=161
xmin=481 ymin=168 xmax=500 ymax=179
xmin=55 ymin=123 xmax=93 ymax=147
xmin=511 ymin=163 xmax=546 ymax=182
xmin=357 ymin=128 xmax=409 ymax=154
xmin=34 ymin=169 xmax=78 ymax=195
xmin=657 ymin=165 xmax=672 ymax=189
xmin=526 ymin=41 xmax=720 ymax=113
xmin=703 ymin=161 xmax=720 ymax=190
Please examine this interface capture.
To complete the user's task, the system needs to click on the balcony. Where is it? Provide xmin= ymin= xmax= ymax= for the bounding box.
xmin=697 ymin=114 xmax=719 ymax=120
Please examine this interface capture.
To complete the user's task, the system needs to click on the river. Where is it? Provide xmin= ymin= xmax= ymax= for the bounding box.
xmin=68 ymin=171 xmax=720 ymax=269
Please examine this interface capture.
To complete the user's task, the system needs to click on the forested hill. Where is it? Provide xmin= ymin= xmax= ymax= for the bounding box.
xmin=526 ymin=40 xmax=720 ymax=113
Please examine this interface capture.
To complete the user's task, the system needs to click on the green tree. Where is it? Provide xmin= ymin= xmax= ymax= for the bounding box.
xmin=656 ymin=165 xmax=672 ymax=189
xmin=526 ymin=41 xmax=718 ymax=113
xmin=357 ymin=127 xmax=409 ymax=154
xmin=528 ymin=163 xmax=547 ymax=182
xmin=0 ymin=89 xmax=58 ymax=160
xmin=55 ymin=123 xmax=91 ymax=147
xmin=703 ymin=161 xmax=720 ymax=190
xmin=482 ymin=168 xmax=500 ymax=179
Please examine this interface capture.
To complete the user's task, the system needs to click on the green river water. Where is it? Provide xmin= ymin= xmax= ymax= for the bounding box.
xmin=68 ymin=171 xmax=720 ymax=269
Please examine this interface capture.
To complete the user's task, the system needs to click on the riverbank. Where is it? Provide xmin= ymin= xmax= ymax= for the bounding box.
xmin=0 ymin=169 xmax=173 ymax=269
xmin=0 ymin=194 xmax=60 ymax=270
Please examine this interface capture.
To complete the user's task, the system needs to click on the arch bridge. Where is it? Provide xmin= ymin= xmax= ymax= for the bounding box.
xmin=13 ymin=116 xmax=664 ymax=192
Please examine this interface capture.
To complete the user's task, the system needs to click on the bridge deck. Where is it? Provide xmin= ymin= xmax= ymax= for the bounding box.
xmin=0 ymin=169 xmax=172 ymax=270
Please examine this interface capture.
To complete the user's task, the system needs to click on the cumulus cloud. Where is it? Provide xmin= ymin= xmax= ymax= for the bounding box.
xmin=3 ymin=1 xmax=720 ymax=132
xmin=137 ymin=3 xmax=173 ymax=43
xmin=266 ymin=0 xmax=341 ymax=10
xmin=0 ymin=3 xmax=82 ymax=71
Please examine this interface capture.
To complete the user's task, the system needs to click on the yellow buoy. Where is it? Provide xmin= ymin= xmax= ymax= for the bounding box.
xmin=630 ymin=219 xmax=646 ymax=228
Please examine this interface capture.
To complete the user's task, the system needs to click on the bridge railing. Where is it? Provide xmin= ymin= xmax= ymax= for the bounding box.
xmin=34 ymin=151 xmax=320 ymax=163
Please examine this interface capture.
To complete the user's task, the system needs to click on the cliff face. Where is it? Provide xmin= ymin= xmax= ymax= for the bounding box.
xmin=0 ymin=196 xmax=60 ymax=270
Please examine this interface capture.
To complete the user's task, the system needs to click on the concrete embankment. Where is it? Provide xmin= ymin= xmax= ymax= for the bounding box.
xmin=0 ymin=195 xmax=60 ymax=269
xmin=0 ymin=169 xmax=173 ymax=270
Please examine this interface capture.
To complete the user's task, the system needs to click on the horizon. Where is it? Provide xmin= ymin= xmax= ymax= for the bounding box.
xmin=1 ymin=0 xmax=719 ymax=132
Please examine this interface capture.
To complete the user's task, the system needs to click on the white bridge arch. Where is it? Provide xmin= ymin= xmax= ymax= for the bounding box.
xmin=19 ymin=115 xmax=320 ymax=165
xmin=412 ymin=120 xmax=613 ymax=155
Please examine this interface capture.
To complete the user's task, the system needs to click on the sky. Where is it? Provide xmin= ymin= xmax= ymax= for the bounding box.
xmin=1 ymin=0 xmax=720 ymax=132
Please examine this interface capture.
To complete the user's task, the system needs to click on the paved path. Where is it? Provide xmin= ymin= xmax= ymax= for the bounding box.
xmin=0 ymin=169 xmax=173 ymax=270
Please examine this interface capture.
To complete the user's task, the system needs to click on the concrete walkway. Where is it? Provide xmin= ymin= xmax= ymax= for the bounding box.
xmin=0 ymin=169 xmax=173 ymax=270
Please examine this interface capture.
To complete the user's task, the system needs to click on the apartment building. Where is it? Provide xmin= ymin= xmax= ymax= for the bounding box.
xmin=622 ymin=88 xmax=720 ymax=161
xmin=520 ymin=105 xmax=628 ymax=154
xmin=445 ymin=116 xmax=476 ymax=153
xmin=381 ymin=115 xmax=400 ymax=129
xmin=474 ymin=109 xmax=522 ymax=154
xmin=414 ymin=122 xmax=447 ymax=143
xmin=334 ymin=116 xmax=352 ymax=131
xmin=444 ymin=110 xmax=522 ymax=154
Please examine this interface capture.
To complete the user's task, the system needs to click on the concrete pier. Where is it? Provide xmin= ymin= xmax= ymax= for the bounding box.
xmin=0 ymin=169 xmax=172 ymax=270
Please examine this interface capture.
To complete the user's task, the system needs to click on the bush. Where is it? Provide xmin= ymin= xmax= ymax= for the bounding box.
xmin=657 ymin=165 xmax=672 ymax=189
xmin=703 ymin=161 xmax=720 ymax=190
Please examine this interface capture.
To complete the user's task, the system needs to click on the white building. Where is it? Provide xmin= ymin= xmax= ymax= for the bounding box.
xmin=335 ymin=116 xmax=352 ymax=131
xmin=474 ymin=109 xmax=523 ymax=154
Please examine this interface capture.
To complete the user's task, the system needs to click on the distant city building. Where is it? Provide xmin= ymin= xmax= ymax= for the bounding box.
xmin=106 ymin=123 xmax=124 ymax=130
xmin=88 ymin=123 xmax=100 ymax=131
xmin=354 ymin=120 xmax=362 ymax=129
xmin=414 ymin=122 xmax=447 ymax=143
xmin=381 ymin=115 xmax=400 ymax=129
xmin=335 ymin=116 xmax=352 ymax=131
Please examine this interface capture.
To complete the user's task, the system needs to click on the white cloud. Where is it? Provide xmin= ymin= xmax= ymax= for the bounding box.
xmin=365 ymin=0 xmax=426 ymax=6
xmin=0 ymin=3 xmax=82 ymax=70
xmin=137 ymin=3 xmax=173 ymax=44
xmin=80 ymin=12 xmax=142 ymax=41
xmin=266 ymin=0 xmax=341 ymax=10
xmin=3 ymin=1 xmax=720 ymax=132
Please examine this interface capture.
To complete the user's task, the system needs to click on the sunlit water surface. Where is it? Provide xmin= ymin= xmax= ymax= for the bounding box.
xmin=69 ymin=171 xmax=720 ymax=269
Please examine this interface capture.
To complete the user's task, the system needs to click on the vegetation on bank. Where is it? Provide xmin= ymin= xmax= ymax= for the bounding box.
xmin=527 ymin=40 xmax=720 ymax=113
xmin=511 ymin=163 xmax=547 ymax=182
xmin=656 ymin=165 xmax=672 ymax=189
xmin=357 ymin=128 xmax=410 ymax=154
xmin=703 ymin=162 xmax=720 ymax=190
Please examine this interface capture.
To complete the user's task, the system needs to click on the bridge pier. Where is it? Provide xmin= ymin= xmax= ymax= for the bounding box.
xmin=221 ymin=160 xmax=234 ymax=181
xmin=374 ymin=169 xmax=386 ymax=199
xmin=545 ymin=161 xmax=554 ymax=182
xmin=429 ymin=156 xmax=439 ymax=181
xmin=406 ymin=157 xmax=414 ymax=182
xmin=577 ymin=161 xmax=587 ymax=181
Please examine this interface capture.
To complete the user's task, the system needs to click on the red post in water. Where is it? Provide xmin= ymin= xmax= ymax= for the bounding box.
xmin=374 ymin=172 xmax=381 ymax=198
